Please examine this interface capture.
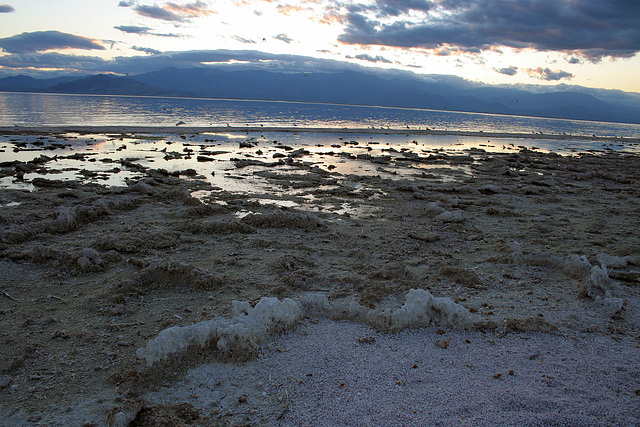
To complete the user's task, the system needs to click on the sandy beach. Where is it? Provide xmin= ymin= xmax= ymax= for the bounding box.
xmin=1 ymin=127 xmax=639 ymax=426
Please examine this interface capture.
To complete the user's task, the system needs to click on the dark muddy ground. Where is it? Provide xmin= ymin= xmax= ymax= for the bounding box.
xmin=1 ymin=130 xmax=639 ymax=425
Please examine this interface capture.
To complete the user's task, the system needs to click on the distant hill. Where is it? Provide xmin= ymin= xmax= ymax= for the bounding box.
xmin=131 ymin=67 xmax=640 ymax=123
xmin=0 ymin=75 xmax=83 ymax=92
xmin=48 ymin=74 xmax=171 ymax=96
xmin=0 ymin=68 xmax=638 ymax=125
xmin=467 ymin=90 xmax=621 ymax=123
xmin=131 ymin=67 xmax=491 ymax=112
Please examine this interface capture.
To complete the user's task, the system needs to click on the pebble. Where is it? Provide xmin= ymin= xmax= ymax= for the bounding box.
xmin=0 ymin=374 xmax=11 ymax=389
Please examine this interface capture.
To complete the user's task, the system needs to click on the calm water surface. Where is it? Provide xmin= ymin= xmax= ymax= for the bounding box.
xmin=2 ymin=92 xmax=639 ymax=139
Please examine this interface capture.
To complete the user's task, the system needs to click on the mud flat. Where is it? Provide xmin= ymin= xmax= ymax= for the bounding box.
xmin=3 ymin=125 xmax=640 ymax=143
xmin=0 ymin=129 xmax=639 ymax=425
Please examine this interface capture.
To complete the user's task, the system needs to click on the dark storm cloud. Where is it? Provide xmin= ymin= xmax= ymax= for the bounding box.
xmin=526 ymin=67 xmax=574 ymax=81
xmin=375 ymin=0 xmax=433 ymax=17
xmin=0 ymin=49 xmax=379 ymax=76
xmin=354 ymin=53 xmax=392 ymax=63
xmin=114 ymin=25 xmax=152 ymax=34
xmin=495 ymin=66 xmax=518 ymax=76
xmin=0 ymin=31 xmax=105 ymax=54
xmin=0 ymin=3 xmax=15 ymax=13
xmin=0 ymin=52 xmax=107 ymax=71
xmin=338 ymin=0 xmax=640 ymax=60
xmin=132 ymin=46 xmax=162 ymax=55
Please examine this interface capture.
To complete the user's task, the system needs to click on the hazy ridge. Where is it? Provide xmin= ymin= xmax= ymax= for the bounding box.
xmin=1 ymin=67 xmax=639 ymax=125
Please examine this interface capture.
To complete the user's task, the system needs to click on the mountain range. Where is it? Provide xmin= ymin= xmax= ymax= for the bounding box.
xmin=1 ymin=68 xmax=639 ymax=125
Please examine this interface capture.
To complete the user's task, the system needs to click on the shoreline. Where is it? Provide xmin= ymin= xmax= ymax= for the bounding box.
xmin=1 ymin=130 xmax=639 ymax=425
xmin=1 ymin=125 xmax=639 ymax=143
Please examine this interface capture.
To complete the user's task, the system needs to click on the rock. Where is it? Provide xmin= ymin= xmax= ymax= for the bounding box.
xmin=408 ymin=231 xmax=440 ymax=242
xmin=523 ymin=252 xmax=563 ymax=268
xmin=423 ymin=202 xmax=445 ymax=216
xmin=562 ymin=254 xmax=591 ymax=279
xmin=479 ymin=184 xmax=502 ymax=194
xmin=505 ymin=317 xmax=557 ymax=332
xmin=608 ymin=270 xmax=640 ymax=283
xmin=438 ymin=265 xmax=484 ymax=289
xmin=77 ymin=256 xmax=93 ymax=272
xmin=592 ymin=297 xmax=624 ymax=318
xmin=625 ymin=255 xmax=640 ymax=266
xmin=0 ymin=374 xmax=11 ymax=389
xmin=435 ymin=210 xmax=464 ymax=223
xmin=578 ymin=265 xmax=611 ymax=299
xmin=596 ymin=253 xmax=627 ymax=269
xmin=369 ymin=262 xmax=413 ymax=281
xmin=435 ymin=339 xmax=450 ymax=349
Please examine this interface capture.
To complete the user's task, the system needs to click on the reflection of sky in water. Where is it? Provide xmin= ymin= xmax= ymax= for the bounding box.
xmin=3 ymin=129 xmax=638 ymax=218
xmin=0 ymin=131 xmax=637 ymax=202
xmin=2 ymin=92 xmax=640 ymax=138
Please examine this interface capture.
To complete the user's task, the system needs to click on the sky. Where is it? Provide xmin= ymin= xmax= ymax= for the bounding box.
xmin=0 ymin=0 xmax=639 ymax=93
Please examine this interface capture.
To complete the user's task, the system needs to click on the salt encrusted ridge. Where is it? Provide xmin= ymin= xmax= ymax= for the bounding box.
xmin=137 ymin=289 xmax=472 ymax=368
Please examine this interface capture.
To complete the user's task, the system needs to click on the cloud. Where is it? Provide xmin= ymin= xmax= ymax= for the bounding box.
xmin=0 ymin=31 xmax=105 ymax=54
xmin=337 ymin=0 xmax=640 ymax=60
xmin=133 ymin=1 xmax=214 ymax=22
xmin=118 ymin=1 xmax=134 ymax=6
xmin=0 ymin=49 xmax=383 ymax=77
xmin=114 ymin=25 xmax=181 ymax=38
xmin=277 ymin=4 xmax=307 ymax=16
xmin=273 ymin=33 xmax=293 ymax=44
xmin=134 ymin=4 xmax=186 ymax=21
xmin=314 ymin=10 xmax=346 ymax=25
xmin=353 ymin=53 xmax=392 ymax=63
xmin=232 ymin=36 xmax=256 ymax=44
xmin=0 ymin=52 xmax=107 ymax=73
xmin=0 ymin=3 xmax=15 ymax=13
xmin=374 ymin=0 xmax=433 ymax=17
xmin=132 ymin=46 xmax=162 ymax=55
xmin=151 ymin=32 xmax=182 ymax=38
xmin=526 ymin=67 xmax=574 ymax=81
xmin=114 ymin=25 xmax=152 ymax=34
xmin=496 ymin=66 xmax=518 ymax=76
xmin=164 ymin=1 xmax=215 ymax=17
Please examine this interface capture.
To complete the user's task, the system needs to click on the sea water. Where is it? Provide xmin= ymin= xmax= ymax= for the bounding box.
xmin=1 ymin=92 xmax=639 ymax=139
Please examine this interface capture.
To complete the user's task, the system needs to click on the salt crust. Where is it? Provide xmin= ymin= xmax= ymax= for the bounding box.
xmin=136 ymin=297 xmax=302 ymax=368
xmin=136 ymin=289 xmax=472 ymax=368
xmin=137 ymin=249 xmax=626 ymax=369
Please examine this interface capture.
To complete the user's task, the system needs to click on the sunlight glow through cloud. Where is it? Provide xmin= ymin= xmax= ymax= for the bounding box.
xmin=0 ymin=0 xmax=638 ymax=92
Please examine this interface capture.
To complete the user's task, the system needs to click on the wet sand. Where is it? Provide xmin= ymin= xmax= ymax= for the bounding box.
xmin=1 ymin=128 xmax=639 ymax=425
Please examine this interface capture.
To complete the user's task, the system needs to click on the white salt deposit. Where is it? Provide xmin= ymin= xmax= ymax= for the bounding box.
xmin=586 ymin=265 xmax=612 ymax=298
xmin=596 ymin=253 xmax=628 ymax=269
xmin=372 ymin=288 xmax=472 ymax=330
xmin=136 ymin=296 xmax=302 ymax=368
xmin=137 ymin=289 xmax=472 ymax=368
